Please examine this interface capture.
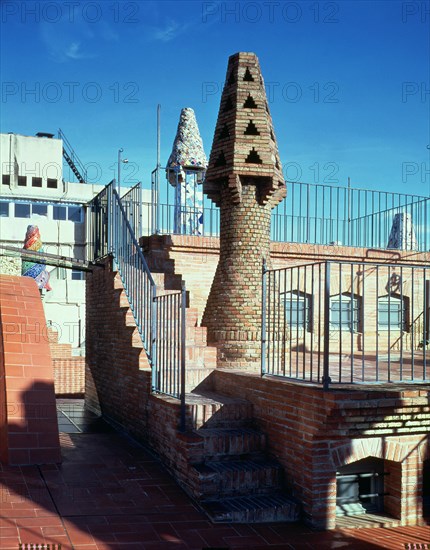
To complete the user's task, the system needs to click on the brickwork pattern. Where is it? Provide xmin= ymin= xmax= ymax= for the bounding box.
xmin=53 ymin=358 xmax=85 ymax=395
xmin=0 ymin=275 xmax=61 ymax=465
xmin=204 ymin=52 xmax=285 ymax=207
xmin=202 ymin=52 xmax=287 ymax=368
xmin=211 ymin=369 xmax=430 ymax=529
xmin=85 ymin=257 xmax=152 ymax=436
xmin=47 ymin=328 xmax=85 ymax=395
xmin=202 ymin=184 xmax=273 ymax=367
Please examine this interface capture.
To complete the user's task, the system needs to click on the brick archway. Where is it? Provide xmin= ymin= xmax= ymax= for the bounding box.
xmin=328 ymin=436 xmax=428 ymax=525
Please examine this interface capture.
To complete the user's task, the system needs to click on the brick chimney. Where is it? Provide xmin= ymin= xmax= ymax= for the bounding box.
xmin=202 ymin=52 xmax=286 ymax=368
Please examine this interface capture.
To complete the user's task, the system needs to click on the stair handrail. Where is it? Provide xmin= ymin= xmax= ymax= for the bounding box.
xmin=58 ymin=128 xmax=88 ymax=183
xmin=120 ymin=181 xmax=143 ymax=239
xmin=111 ymin=187 xmax=156 ymax=358
xmin=88 ymin=182 xmax=186 ymax=420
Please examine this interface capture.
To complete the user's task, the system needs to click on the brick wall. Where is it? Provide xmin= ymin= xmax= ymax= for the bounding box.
xmin=85 ymin=257 xmax=152 ymax=436
xmin=86 ymin=243 xmax=430 ymax=529
xmin=141 ymin=236 xmax=429 ymax=322
xmin=202 ymin=184 xmax=273 ymax=368
xmin=48 ymin=328 xmax=85 ymax=395
xmin=210 ymin=369 xmax=429 ymax=528
xmin=0 ymin=275 xmax=61 ymax=465
xmin=141 ymin=237 xmax=430 ymax=361
xmin=85 ymin=258 xmax=204 ymax=498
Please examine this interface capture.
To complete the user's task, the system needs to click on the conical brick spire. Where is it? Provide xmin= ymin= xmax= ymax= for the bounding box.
xmin=202 ymin=53 xmax=287 ymax=368
xmin=204 ymin=52 xmax=286 ymax=207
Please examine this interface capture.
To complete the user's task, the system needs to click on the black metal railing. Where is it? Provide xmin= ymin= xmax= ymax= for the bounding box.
xmin=87 ymin=183 xmax=186 ymax=416
xmin=142 ymin=200 xmax=220 ymax=237
xmin=154 ymin=284 xmax=186 ymax=430
xmin=121 ymin=182 xmax=143 ymax=239
xmin=271 ymin=182 xmax=429 ymax=250
xmin=87 ymin=181 xmax=114 ymax=260
xmin=111 ymin=188 xmax=156 ymax=356
xmin=146 ymin=175 xmax=429 ymax=252
xmin=262 ymin=260 xmax=430 ymax=387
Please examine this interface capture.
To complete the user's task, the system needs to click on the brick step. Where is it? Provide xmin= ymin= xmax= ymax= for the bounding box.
xmin=121 ymin=307 xmax=136 ymax=327
xmin=197 ymin=427 xmax=266 ymax=460
xmin=151 ymin=271 xmax=182 ymax=291
xmin=184 ymin=391 xmax=254 ymax=430
xmin=113 ymin=285 xmax=132 ymax=308
xmin=201 ymin=493 xmax=300 ymax=523
xmin=47 ymin=328 xmax=59 ymax=344
xmin=190 ymin=458 xmax=283 ymax=498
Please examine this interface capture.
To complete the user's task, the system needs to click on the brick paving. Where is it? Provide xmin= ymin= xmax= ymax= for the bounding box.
xmin=0 ymin=400 xmax=428 ymax=550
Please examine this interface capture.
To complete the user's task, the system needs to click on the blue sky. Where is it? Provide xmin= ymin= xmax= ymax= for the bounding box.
xmin=1 ymin=0 xmax=429 ymax=197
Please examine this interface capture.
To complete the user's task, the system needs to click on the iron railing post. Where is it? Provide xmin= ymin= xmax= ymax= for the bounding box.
xmin=151 ymin=285 xmax=157 ymax=392
xmin=261 ymin=258 xmax=267 ymax=376
xmin=108 ymin=182 xmax=114 ymax=255
xmin=180 ymin=282 xmax=187 ymax=432
xmin=138 ymin=181 xmax=143 ymax=239
xmin=323 ymin=261 xmax=331 ymax=390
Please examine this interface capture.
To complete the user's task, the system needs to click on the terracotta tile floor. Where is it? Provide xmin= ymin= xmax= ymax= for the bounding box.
xmin=0 ymin=400 xmax=428 ymax=549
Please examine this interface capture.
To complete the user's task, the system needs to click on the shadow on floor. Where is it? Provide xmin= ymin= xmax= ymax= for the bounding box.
xmin=0 ymin=398 xmax=428 ymax=549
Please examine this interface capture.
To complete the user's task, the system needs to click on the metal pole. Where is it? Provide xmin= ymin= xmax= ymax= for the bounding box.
xmin=426 ymin=280 xmax=430 ymax=342
xmin=180 ymin=282 xmax=186 ymax=432
xmin=138 ymin=181 xmax=143 ymax=238
xmin=347 ymin=177 xmax=351 ymax=247
xmin=323 ymin=261 xmax=331 ymax=390
xmin=118 ymin=148 xmax=123 ymax=196
xmin=151 ymin=286 xmax=157 ymax=392
xmin=156 ymin=104 xmax=161 ymax=234
xmin=261 ymin=258 xmax=267 ymax=375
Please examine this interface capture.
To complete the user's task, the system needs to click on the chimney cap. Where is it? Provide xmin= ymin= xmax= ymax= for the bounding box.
xmin=35 ymin=132 xmax=55 ymax=138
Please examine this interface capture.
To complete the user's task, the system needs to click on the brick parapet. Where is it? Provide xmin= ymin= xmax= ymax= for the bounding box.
xmin=0 ymin=275 xmax=61 ymax=465
xmin=210 ymin=369 xmax=430 ymax=528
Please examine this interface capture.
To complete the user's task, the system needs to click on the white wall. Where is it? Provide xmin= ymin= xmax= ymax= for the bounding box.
xmin=0 ymin=132 xmax=152 ymax=351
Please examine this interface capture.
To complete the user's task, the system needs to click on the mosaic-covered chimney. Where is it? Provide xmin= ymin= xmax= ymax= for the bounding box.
xmin=202 ymin=52 xmax=286 ymax=368
xmin=166 ymin=108 xmax=207 ymax=235
xmin=387 ymin=213 xmax=419 ymax=251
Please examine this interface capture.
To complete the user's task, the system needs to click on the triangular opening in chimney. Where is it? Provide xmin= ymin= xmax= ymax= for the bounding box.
xmin=243 ymin=68 xmax=254 ymax=82
xmin=219 ymin=124 xmax=230 ymax=140
xmin=245 ymin=148 xmax=262 ymax=164
xmin=243 ymin=95 xmax=257 ymax=109
xmin=214 ymin=152 xmax=226 ymax=167
xmin=223 ymin=96 xmax=234 ymax=112
xmin=244 ymin=120 xmax=259 ymax=135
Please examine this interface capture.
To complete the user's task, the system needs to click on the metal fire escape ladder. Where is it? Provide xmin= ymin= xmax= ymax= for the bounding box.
xmin=58 ymin=128 xmax=87 ymax=183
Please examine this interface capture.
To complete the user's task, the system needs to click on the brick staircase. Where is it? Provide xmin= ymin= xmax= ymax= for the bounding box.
xmin=109 ymin=248 xmax=299 ymax=523
xmin=143 ymin=247 xmax=217 ymax=392
xmin=183 ymin=391 xmax=300 ymax=523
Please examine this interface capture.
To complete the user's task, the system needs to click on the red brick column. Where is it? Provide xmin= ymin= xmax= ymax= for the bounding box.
xmin=202 ymin=52 xmax=286 ymax=368
xmin=202 ymin=183 xmax=272 ymax=367
xmin=0 ymin=275 xmax=61 ymax=465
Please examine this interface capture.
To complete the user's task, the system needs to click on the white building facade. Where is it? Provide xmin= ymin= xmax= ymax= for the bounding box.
xmin=0 ymin=132 xmax=104 ymax=353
